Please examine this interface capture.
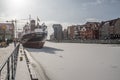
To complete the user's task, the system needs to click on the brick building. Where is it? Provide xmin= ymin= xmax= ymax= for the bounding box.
xmin=79 ymin=22 xmax=100 ymax=40
xmin=67 ymin=25 xmax=80 ymax=40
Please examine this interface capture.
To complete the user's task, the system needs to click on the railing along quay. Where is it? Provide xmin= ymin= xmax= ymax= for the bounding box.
xmin=0 ymin=44 xmax=20 ymax=80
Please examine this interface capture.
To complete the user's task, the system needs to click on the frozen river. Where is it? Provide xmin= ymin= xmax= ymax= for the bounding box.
xmin=27 ymin=41 xmax=120 ymax=80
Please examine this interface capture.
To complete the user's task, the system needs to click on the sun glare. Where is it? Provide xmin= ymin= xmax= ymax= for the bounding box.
xmin=9 ymin=0 xmax=27 ymax=9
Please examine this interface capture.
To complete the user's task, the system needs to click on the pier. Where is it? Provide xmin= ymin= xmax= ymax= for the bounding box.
xmin=0 ymin=43 xmax=48 ymax=80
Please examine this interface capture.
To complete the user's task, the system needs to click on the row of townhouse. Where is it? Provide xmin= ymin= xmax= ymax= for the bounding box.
xmin=51 ymin=18 xmax=120 ymax=41
xmin=63 ymin=18 xmax=120 ymax=40
xmin=66 ymin=22 xmax=100 ymax=40
xmin=100 ymin=18 xmax=120 ymax=39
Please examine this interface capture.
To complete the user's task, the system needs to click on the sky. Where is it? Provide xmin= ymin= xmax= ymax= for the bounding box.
xmin=0 ymin=0 xmax=120 ymax=37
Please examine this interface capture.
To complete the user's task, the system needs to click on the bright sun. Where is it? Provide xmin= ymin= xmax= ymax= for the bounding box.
xmin=9 ymin=0 xmax=27 ymax=9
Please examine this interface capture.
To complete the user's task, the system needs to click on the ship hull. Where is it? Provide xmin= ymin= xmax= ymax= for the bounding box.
xmin=21 ymin=32 xmax=47 ymax=48
xmin=23 ymin=41 xmax=45 ymax=48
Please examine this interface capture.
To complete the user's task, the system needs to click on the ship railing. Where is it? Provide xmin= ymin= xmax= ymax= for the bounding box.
xmin=0 ymin=44 xmax=20 ymax=80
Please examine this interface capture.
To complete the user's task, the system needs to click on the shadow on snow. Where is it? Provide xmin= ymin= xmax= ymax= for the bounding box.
xmin=26 ymin=46 xmax=64 ymax=54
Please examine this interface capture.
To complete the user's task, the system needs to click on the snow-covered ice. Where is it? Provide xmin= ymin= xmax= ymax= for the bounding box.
xmin=27 ymin=41 xmax=120 ymax=80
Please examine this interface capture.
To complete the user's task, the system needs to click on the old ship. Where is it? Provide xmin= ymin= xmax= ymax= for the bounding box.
xmin=20 ymin=20 xmax=47 ymax=48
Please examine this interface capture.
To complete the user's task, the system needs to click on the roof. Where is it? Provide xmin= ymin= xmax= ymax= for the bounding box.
xmin=101 ymin=18 xmax=120 ymax=26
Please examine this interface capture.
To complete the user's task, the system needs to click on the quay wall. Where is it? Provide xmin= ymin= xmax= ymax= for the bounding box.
xmin=48 ymin=40 xmax=120 ymax=44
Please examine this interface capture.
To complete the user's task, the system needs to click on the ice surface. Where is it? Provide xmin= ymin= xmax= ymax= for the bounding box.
xmin=27 ymin=41 xmax=120 ymax=80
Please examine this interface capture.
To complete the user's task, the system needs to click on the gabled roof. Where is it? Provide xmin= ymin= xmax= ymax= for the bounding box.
xmin=101 ymin=18 xmax=120 ymax=26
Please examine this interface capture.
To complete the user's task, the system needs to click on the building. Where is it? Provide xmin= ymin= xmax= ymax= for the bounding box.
xmin=99 ymin=18 xmax=120 ymax=39
xmin=79 ymin=25 xmax=93 ymax=40
xmin=67 ymin=25 xmax=80 ymax=40
xmin=79 ymin=22 xmax=100 ymax=40
xmin=53 ymin=24 xmax=63 ymax=41
xmin=99 ymin=21 xmax=111 ymax=39
xmin=86 ymin=22 xmax=100 ymax=39
xmin=63 ymin=29 xmax=68 ymax=40
xmin=0 ymin=23 xmax=14 ymax=42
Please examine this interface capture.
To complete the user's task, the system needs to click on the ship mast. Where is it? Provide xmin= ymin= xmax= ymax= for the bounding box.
xmin=37 ymin=16 xmax=40 ymax=27
xmin=29 ymin=15 xmax=31 ymax=22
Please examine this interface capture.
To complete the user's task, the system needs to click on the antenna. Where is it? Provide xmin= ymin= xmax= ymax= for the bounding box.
xmin=29 ymin=15 xmax=31 ymax=21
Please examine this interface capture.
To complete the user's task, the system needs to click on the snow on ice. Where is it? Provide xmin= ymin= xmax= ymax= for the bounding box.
xmin=26 ymin=41 xmax=120 ymax=80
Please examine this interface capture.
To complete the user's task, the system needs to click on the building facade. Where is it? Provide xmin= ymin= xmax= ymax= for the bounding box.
xmin=79 ymin=22 xmax=100 ymax=40
xmin=50 ymin=18 xmax=120 ymax=41
xmin=63 ymin=29 xmax=68 ymax=40
xmin=53 ymin=24 xmax=63 ymax=41
xmin=99 ymin=18 xmax=120 ymax=39
xmin=67 ymin=25 xmax=80 ymax=40
xmin=0 ymin=23 xmax=14 ymax=42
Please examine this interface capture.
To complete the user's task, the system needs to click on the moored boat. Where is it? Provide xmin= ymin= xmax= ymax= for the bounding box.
xmin=21 ymin=19 xmax=47 ymax=48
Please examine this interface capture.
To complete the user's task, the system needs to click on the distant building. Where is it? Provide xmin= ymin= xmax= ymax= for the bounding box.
xmin=53 ymin=24 xmax=63 ymax=41
xmin=79 ymin=25 xmax=93 ymax=40
xmin=63 ymin=29 xmax=68 ymax=40
xmin=99 ymin=18 xmax=120 ymax=39
xmin=79 ymin=22 xmax=100 ymax=40
xmin=67 ymin=25 xmax=80 ymax=40
xmin=67 ymin=26 xmax=74 ymax=40
xmin=0 ymin=23 xmax=14 ymax=41
xmin=99 ymin=21 xmax=110 ymax=39
xmin=80 ymin=25 xmax=87 ymax=40
xmin=86 ymin=22 xmax=100 ymax=39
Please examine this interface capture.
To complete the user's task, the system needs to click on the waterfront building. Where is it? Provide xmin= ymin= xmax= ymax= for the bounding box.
xmin=53 ymin=24 xmax=63 ymax=41
xmin=79 ymin=25 xmax=93 ymax=40
xmin=79 ymin=22 xmax=100 ymax=40
xmin=86 ymin=22 xmax=100 ymax=39
xmin=99 ymin=18 xmax=120 ymax=39
xmin=63 ymin=29 xmax=68 ymax=40
xmin=0 ymin=23 xmax=14 ymax=42
xmin=67 ymin=25 xmax=80 ymax=40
